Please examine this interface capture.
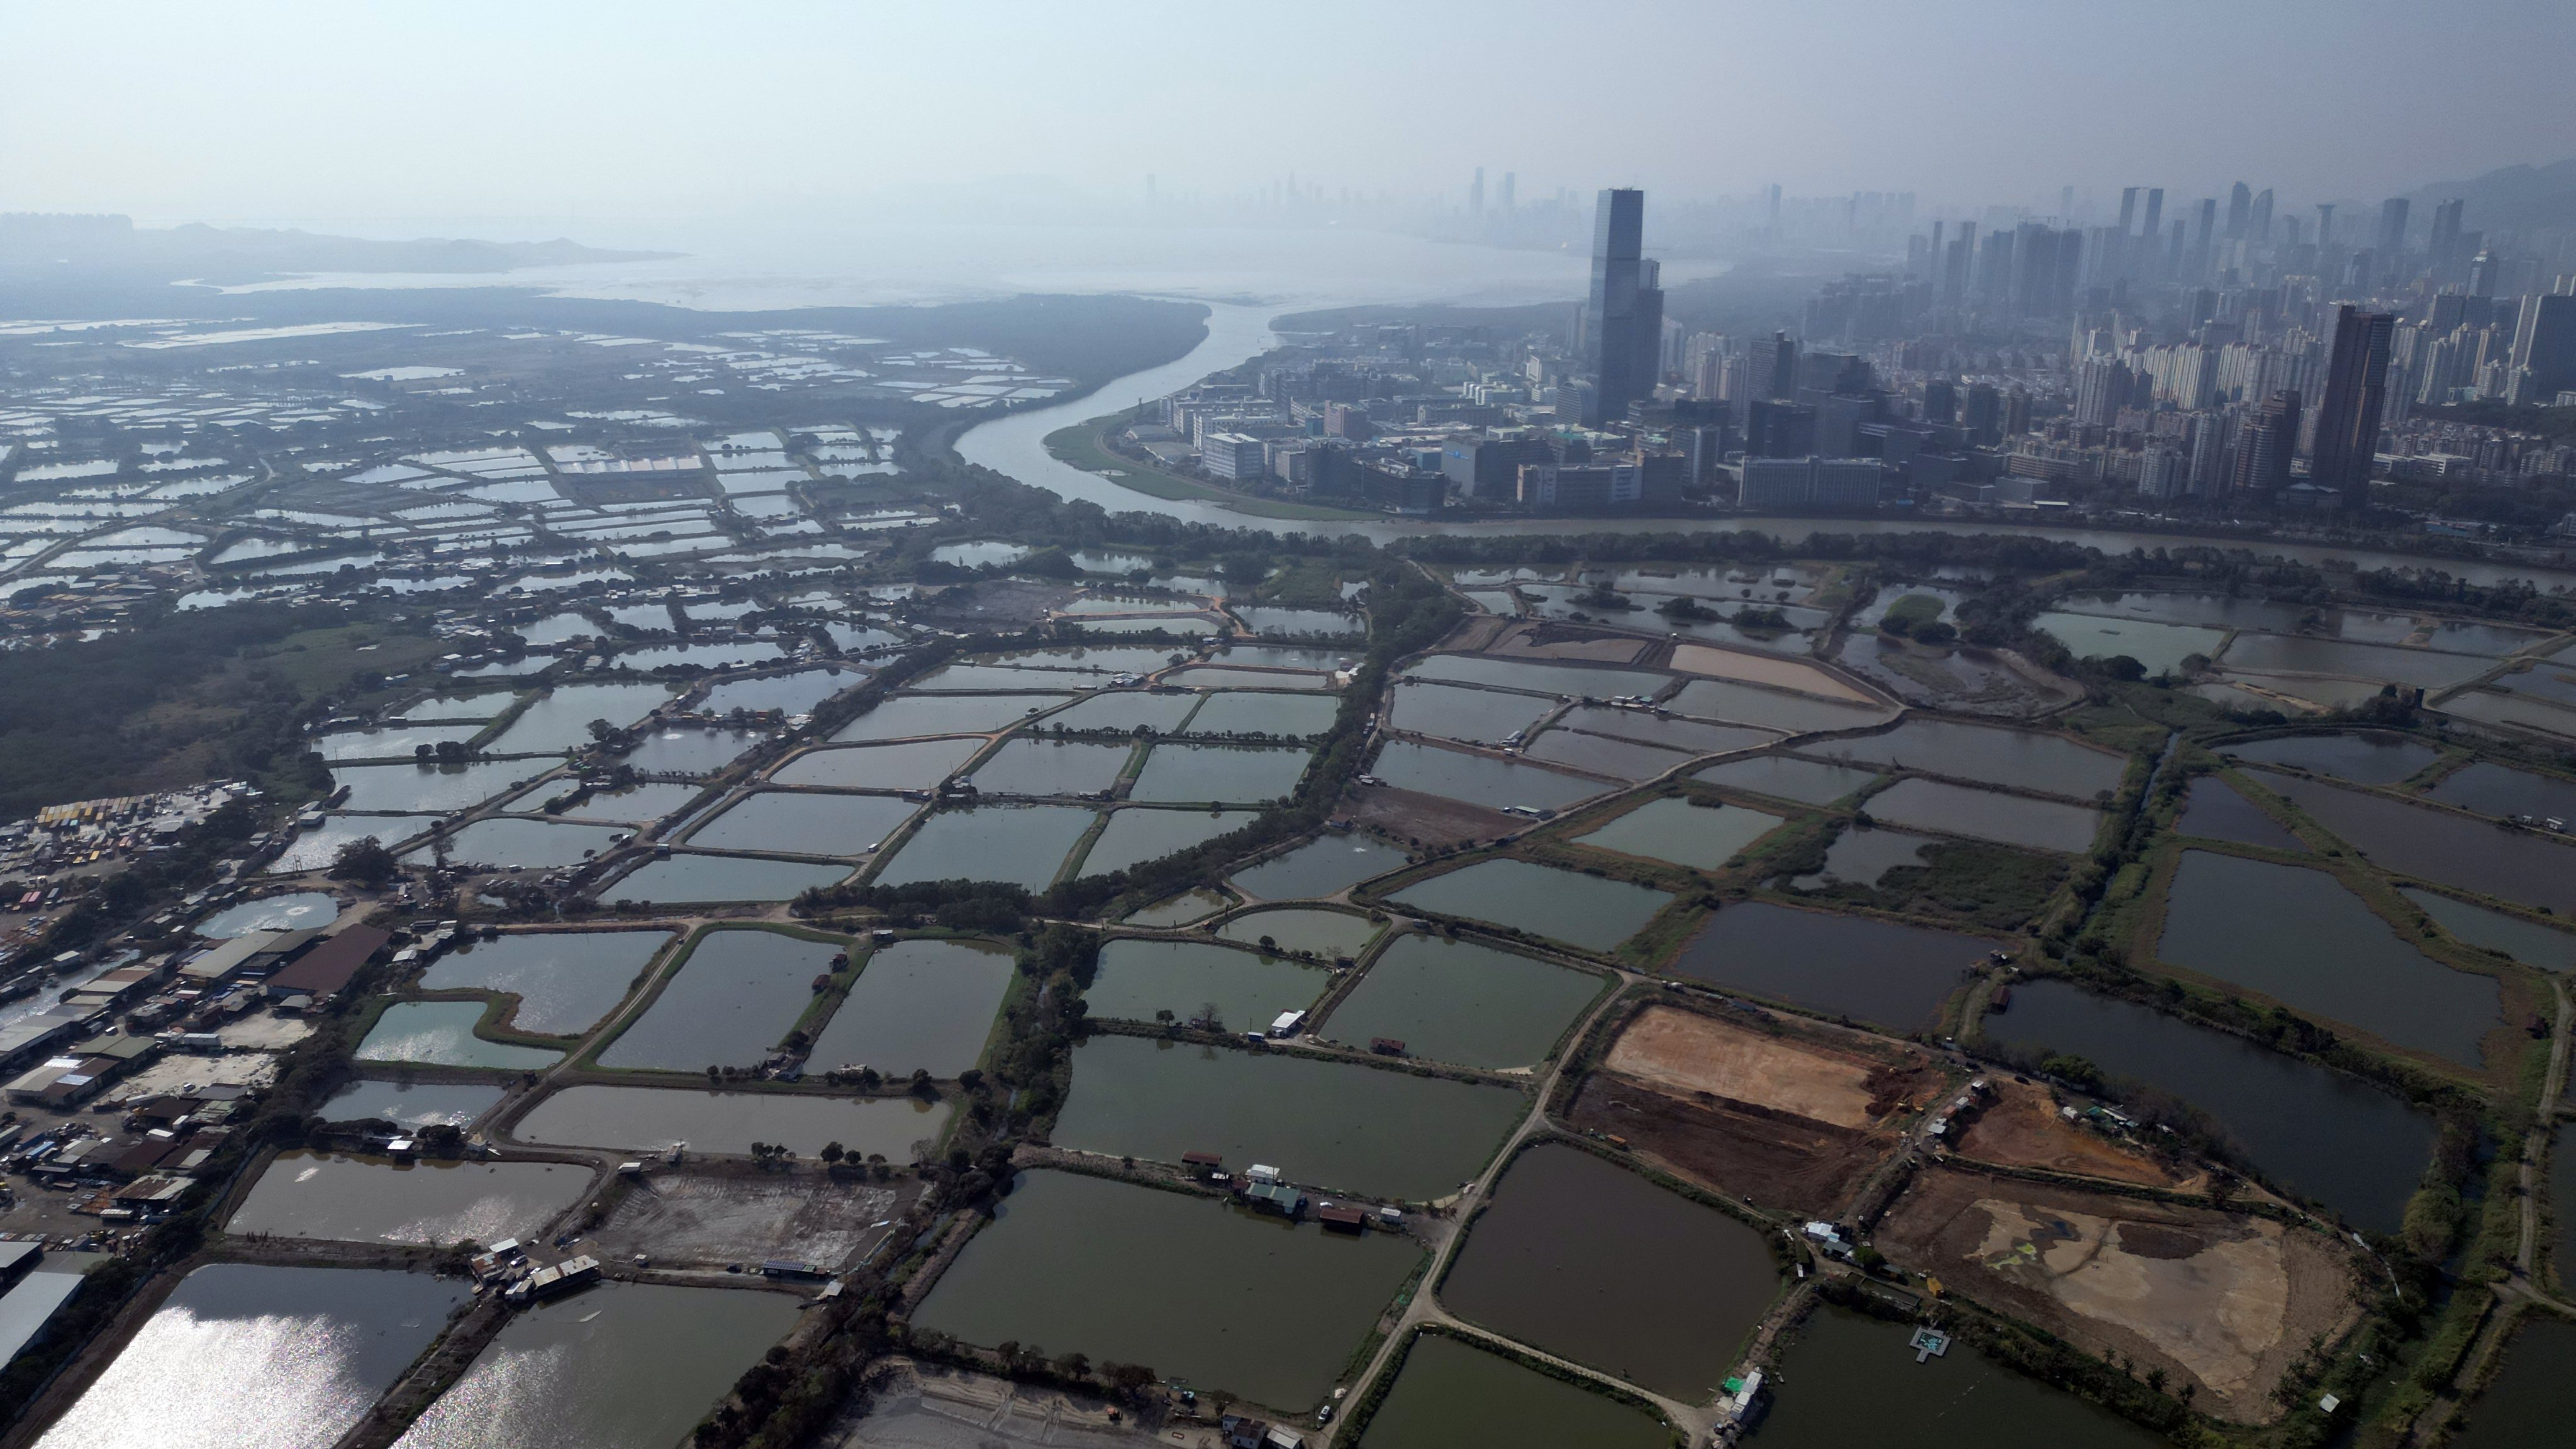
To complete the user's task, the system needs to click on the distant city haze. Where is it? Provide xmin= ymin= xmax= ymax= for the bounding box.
xmin=3 ymin=0 xmax=2570 ymax=241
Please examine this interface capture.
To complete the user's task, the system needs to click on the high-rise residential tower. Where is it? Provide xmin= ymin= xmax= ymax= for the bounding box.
xmin=1581 ymin=187 xmax=1663 ymax=425
xmin=2312 ymin=305 xmax=2395 ymax=509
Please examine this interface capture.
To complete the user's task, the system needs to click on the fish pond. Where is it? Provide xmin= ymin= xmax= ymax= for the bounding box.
xmin=2401 ymin=888 xmax=2576 ymax=972
xmin=552 ymin=780 xmax=703 ymax=822
xmin=1186 ymin=690 xmax=1343 ymax=738
xmin=1862 ymin=778 xmax=2102 ymax=853
xmin=1129 ymin=743 xmax=1314 ymax=803
xmin=1321 ymin=936 xmax=1603 ymax=1068
xmin=685 ymin=790 xmax=920 ymax=856
xmin=1520 ymin=728 xmax=1695 ymax=780
xmin=357 ymin=1003 xmax=563 ymax=1070
xmin=1368 ymin=739 xmax=1606 ymax=810
xmin=333 ymin=760 xmax=550 ymax=815
xmin=2448 ymin=1316 xmax=2576 ymax=1449
xmin=1358 ymin=1333 xmax=1668 ymax=1449
xmin=1390 ymin=859 xmax=1673 ymax=953
xmin=1387 ymin=681 xmax=1556 ymax=743
xmin=608 ymin=853 xmax=849 ymax=904
xmin=806 ymin=939 xmax=1015 ymax=1078
xmin=1573 ymin=797 xmax=1785 ymax=871
xmin=2174 ymin=777 xmax=2307 ymax=851
xmin=2220 ymin=731 xmax=2439 ymax=785
xmin=2033 ymin=611 xmax=2229 ymax=675
xmin=968 ymin=738 xmax=1136 ymax=796
xmin=1083 ymin=939 xmax=1331 ymax=1031
xmin=1697 ymin=754 xmax=1882 ymax=805
xmin=913 ymin=1170 xmax=1420 ymax=1413
xmin=227 ymin=1153 xmax=587 ymax=1246
xmin=598 ymin=929 xmax=842 ymax=1071
xmin=1747 ymin=1305 xmax=2168 ymax=1448
xmin=318 ymin=1080 xmax=504 ymax=1128
xmin=417 ymin=929 xmax=672 ymax=1036
xmin=1671 ymin=902 xmax=1987 ymax=1030
xmin=1123 ymin=887 xmax=1233 ymax=927
xmin=402 ymin=817 xmax=627 ymax=870
xmin=390 ymin=1282 xmax=799 ymax=1449
xmin=2158 ymin=851 xmax=2501 ymax=1068
xmin=831 ymin=692 xmax=1074 ymax=741
xmin=1810 ymin=720 xmax=2129 ymax=800
xmin=1979 ymin=978 xmax=2437 ymax=1232
xmin=1233 ymin=833 xmax=1412 ymax=900
xmin=871 ymin=805 xmax=1098 ymax=890
xmin=2423 ymin=759 xmax=2576 ymax=823
xmin=1441 ymin=1143 xmax=1780 ymax=1401
xmin=31 ymin=1265 xmax=466 ymax=1449
xmin=196 ymin=892 xmax=338 ymax=937
xmin=1075 ymin=807 xmax=1256 ymax=877
xmin=1215 ymin=906 xmax=1385 ymax=959
xmin=511 ymin=1085 xmax=951 ymax=1160
xmin=772 ymin=736 xmax=985 ymax=790
xmin=1054 ymin=1036 xmax=1524 ymax=1200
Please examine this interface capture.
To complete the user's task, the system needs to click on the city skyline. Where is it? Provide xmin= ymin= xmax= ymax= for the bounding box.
xmin=3 ymin=1 xmax=2570 ymax=232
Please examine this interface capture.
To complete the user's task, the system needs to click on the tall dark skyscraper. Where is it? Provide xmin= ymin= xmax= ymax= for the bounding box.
xmin=1581 ymin=187 xmax=1662 ymax=425
xmin=2311 ymin=305 xmax=2395 ymax=509
xmin=2376 ymin=198 xmax=2411 ymax=261
xmin=2225 ymin=182 xmax=2251 ymax=240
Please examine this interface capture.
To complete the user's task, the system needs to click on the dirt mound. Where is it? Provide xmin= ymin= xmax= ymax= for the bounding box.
xmin=1874 ymin=1167 xmax=2360 ymax=1422
xmin=1603 ymin=1005 xmax=1934 ymax=1127
xmin=1953 ymin=1080 xmax=2188 ymax=1188
xmin=1569 ymin=1073 xmax=1896 ymax=1216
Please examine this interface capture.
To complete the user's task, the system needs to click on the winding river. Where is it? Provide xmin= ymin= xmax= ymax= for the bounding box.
xmin=958 ymin=302 xmax=2576 ymax=588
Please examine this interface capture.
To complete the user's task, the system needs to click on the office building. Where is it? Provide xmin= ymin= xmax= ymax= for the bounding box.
xmin=1581 ymin=188 xmax=1663 ymax=425
xmin=2311 ymin=305 xmax=2395 ymax=508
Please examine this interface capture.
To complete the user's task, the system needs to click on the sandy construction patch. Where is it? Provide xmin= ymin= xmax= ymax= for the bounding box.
xmin=1876 ymin=1168 xmax=2359 ymax=1421
xmin=1954 ymin=1080 xmax=2187 ymax=1188
xmin=1668 ymin=644 xmax=1880 ymax=703
xmin=1603 ymin=1005 xmax=1919 ymax=1127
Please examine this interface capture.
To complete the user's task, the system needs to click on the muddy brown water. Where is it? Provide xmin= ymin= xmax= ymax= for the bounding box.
xmin=1440 ymin=1142 xmax=1781 ymax=1402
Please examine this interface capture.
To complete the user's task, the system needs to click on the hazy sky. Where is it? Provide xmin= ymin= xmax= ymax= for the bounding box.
xmin=4 ymin=0 xmax=2570 ymax=235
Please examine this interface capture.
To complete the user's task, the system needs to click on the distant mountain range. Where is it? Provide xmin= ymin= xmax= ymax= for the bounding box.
xmin=2403 ymin=158 xmax=2576 ymax=232
xmin=0 ymin=213 xmax=671 ymax=277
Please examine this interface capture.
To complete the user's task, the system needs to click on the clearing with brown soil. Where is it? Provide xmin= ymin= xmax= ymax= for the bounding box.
xmin=1603 ymin=1004 xmax=1934 ymax=1127
xmin=1873 ymin=1166 xmax=2360 ymax=1422
xmin=1568 ymin=1071 xmax=1897 ymax=1214
xmin=1666 ymin=644 xmax=1881 ymax=703
xmin=1954 ymin=1079 xmax=2191 ymax=1189
xmin=1344 ymin=785 xmax=1518 ymax=851
xmin=1489 ymin=624 xmax=1652 ymax=663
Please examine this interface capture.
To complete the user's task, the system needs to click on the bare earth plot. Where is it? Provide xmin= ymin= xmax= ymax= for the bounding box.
xmin=830 ymin=1359 xmax=1146 ymax=1448
xmin=1954 ymin=1078 xmax=2199 ymax=1190
xmin=1668 ymin=644 xmax=1881 ymax=703
xmin=1602 ymin=1004 xmax=1933 ymax=1125
xmin=1873 ymin=1166 xmax=2361 ymax=1421
xmin=593 ymin=1172 xmax=912 ymax=1270
xmin=1570 ymin=1005 xmax=1941 ymax=1212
